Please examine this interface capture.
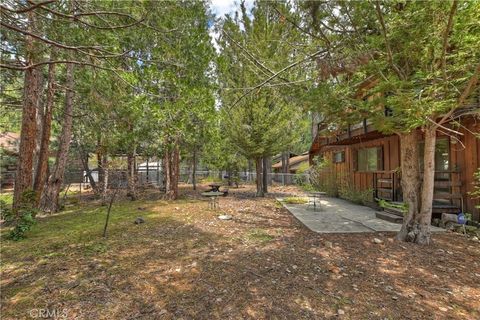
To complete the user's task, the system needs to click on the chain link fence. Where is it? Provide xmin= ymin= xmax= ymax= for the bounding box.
xmin=1 ymin=168 xmax=310 ymax=192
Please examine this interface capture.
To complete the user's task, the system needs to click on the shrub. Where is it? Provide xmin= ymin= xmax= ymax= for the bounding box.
xmin=293 ymin=174 xmax=308 ymax=186
xmin=378 ymin=199 xmax=407 ymax=213
xmin=337 ymin=174 xmax=373 ymax=205
xmin=309 ymin=159 xmax=338 ymax=196
xmin=8 ymin=189 xmax=38 ymax=241
xmin=283 ymin=196 xmax=309 ymax=204
xmin=310 ymin=158 xmax=373 ymax=204
xmin=469 ymin=168 xmax=480 ymax=209
xmin=0 ymin=200 xmax=14 ymax=224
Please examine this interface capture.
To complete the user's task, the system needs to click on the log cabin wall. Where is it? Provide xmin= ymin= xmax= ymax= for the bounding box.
xmin=348 ymin=135 xmax=400 ymax=201
xmin=310 ymin=117 xmax=479 ymax=221
xmin=451 ymin=118 xmax=480 ymax=220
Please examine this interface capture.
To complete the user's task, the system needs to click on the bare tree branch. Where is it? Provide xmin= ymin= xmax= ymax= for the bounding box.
xmin=439 ymin=1 xmax=458 ymax=83
xmin=438 ymin=62 xmax=480 ymax=125
xmin=0 ymin=60 xmax=120 ymax=72
xmin=0 ymin=0 xmax=55 ymax=14
xmin=230 ymin=48 xmax=327 ymax=108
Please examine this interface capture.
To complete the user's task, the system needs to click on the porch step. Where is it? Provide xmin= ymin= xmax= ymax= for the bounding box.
xmin=384 ymin=207 xmax=405 ymax=217
xmin=376 ymin=211 xmax=403 ymax=224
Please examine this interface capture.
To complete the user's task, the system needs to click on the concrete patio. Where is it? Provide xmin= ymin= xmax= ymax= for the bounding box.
xmin=279 ymin=196 xmax=445 ymax=233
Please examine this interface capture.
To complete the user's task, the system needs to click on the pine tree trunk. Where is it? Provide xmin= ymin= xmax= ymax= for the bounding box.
xmin=79 ymin=148 xmax=97 ymax=193
xmin=33 ymin=56 xmax=56 ymax=201
xmin=126 ymin=147 xmax=137 ymax=200
xmin=163 ymin=148 xmax=171 ymax=196
xmin=12 ymin=12 xmax=40 ymax=213
xmin=33 ymin=71 xmax=45 ymax=176
xmin=101 ymin=162 xmax=109 ymax=205
xmin=416 ymin=126 xmax=437 ymax=244
xmin=262 ymin=156 xmax=271 ymax=193
xmin=172 ymin=143 xmax=179 ymax=199
xmin=255 ymin=157 xmax=264 ymax=197
xmin=192 ymin=149 xmax=197 ymax=190
xmin=97 ymin=150 xmax=108 ymax=204
xmin=396 ymin=130 xmax=422 ymax=242
xmin=164 ymin=141 xmax=179 ymax=200
xmin=248 ymin=159 xmax=253 ymax=181
xmin=281 ymin=151 xmax=290 ymax=173
xmin=39 ymin=63 xmax=75 ymax=213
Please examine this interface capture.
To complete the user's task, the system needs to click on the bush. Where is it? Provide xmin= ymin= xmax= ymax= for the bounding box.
xmin=337 ymin=173 xmax=373 ymax=205
xmin=293 ymin=174 xmax=308 ymax=186
xmin=8 ymin=189 xmax=38 ymax=241
xmin=283 ymin=196 xmax=309 ymax=204
xmin=309 ymin=159 xmax=338 ymax=196
xmin=0 ymin=199 xmax=14 ymax=224
xmin=310 ymin=158 xmax=373 ymax=204
xmin=378 ymin=199 xmax=407 ymax=214
xmin=469 ymin=168 xmax=480 ymax=209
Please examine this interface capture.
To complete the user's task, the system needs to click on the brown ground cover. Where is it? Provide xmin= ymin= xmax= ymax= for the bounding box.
xmin=1 ymin=184 xmax=479 ymax=319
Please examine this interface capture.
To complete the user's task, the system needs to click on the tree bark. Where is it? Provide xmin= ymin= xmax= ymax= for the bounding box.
xmin=396 ymin=130 xmax=423 ymax=243
xmin=39 ymin=63 xmax=75 ymax=212
xmin=126 ymin=146 xmax=137 ymax=200
xmin=262 ymin=156 xmax=271 ymax=193
xmin=12 ymin=11 xmax=41 ymax=213
xmin=96 ymin=145 xmax=108 ymax=204
xmin=78 ymin=146 xmax=97 ymax=193
xmin=255 ymin=157 xmax=264 ymax=197
xmin=33 ymin=71 xmax=45 ymax=176
xmin=416 ymin=126 xmax=437 ymax=244
xmin=173 ymin=144 xmax=179 ymax=196
xmin=164 ymin=140 xmax=179 ymax=200
xmin=281 ymin=151 xmax=290 ymax=173
xmin=248 ymin=159 xmax=253 ymax=181
xmin=192 ymin=149 xmax=197 ymax=190
xmin=33 ymin=54 xmax=56 ymax=201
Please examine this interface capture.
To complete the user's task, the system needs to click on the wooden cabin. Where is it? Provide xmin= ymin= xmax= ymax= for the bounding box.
xmin=309 ymin=114 xmax=480 ymax=222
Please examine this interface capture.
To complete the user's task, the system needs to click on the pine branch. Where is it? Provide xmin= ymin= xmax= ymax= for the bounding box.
xmin=0 ymin=21 xmax=131 ymax=59
xmin=0 ymin=0 xmax=55 ymax=14
xmin=0 ymin=60 xmax=119 ymax=72
xmin=438 ymin=62 xmax=480 ymax=125
xmin=374 ymin=1 xmax=405 ymax=80
xmin=230 ymin=48 xmax=328 ymax=108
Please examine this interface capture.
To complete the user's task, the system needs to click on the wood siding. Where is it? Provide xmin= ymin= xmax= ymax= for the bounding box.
xmin=310 ymin=117 xmax=480 ymax=221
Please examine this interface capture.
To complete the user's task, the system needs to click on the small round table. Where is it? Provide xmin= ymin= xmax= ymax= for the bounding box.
xmin=308 ymin=192 xmax=327 ymax=211
xmin=201 ymin=191 xmax=224 ymax=210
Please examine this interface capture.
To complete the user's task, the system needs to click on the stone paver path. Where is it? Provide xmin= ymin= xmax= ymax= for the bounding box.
xmin=279 ymin=196 xmax=445 ymax=233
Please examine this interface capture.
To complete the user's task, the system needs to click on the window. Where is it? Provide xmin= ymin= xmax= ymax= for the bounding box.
xmin=356 ymin=147 xmax=383 ymax=171
xmin=418 ymin=138 xmax=451 ymax=197
xmin=418 ymin=138 xmax=450 ymax=172
xmin=333 ymin=151 xmax=345 ymax=163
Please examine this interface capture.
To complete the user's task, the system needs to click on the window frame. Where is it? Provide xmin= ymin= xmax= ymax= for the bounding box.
xmin=418 ymin=137 xmax=451 ymax=173
xmin=333 ymin=151 xmax=345 ymax=163
xmin=355 ymin=146 xmax=383 ymax=172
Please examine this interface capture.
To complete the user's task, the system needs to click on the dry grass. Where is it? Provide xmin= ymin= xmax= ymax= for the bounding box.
xmin=1 ymin=184 xmax=479 ymax=319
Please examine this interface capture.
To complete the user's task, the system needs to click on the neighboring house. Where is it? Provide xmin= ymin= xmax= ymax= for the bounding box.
xmin=272 ymin=153 xmax=309 ymax=174
xmin=309 ymin=104 xmax=480 ymax=221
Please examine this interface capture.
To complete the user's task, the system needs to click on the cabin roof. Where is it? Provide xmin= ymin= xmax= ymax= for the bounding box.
xmin=272 ymin=153 xmax=309 ymax=169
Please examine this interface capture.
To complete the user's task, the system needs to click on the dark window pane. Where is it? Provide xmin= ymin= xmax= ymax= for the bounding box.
xmin=357 ymin=147 xmax=381 ymax=171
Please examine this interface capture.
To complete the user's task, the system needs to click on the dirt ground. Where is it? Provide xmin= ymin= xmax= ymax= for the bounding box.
xmin=1 ymin=184 xmax=479 ymax=319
